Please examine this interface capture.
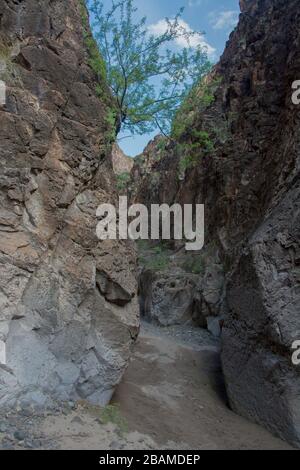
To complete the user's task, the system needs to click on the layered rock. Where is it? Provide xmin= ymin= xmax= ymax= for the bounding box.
xmin=132 ymin=0 xmax=300 ymax=447
xmin=0 ymin=0 xmax=139 ymax=407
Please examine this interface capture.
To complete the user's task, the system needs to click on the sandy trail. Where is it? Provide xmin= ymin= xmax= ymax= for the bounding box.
xmin=0 ymin=323 xmax=292 ymax=450
xmin=112 ymin=323 xmax=291 ymax=450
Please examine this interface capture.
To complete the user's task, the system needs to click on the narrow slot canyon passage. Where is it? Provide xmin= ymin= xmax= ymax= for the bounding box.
xmin=109 ymin=243 xmax=292 ymax=451
xmin=112 ymin=319 xmax=291 ymax=450
xmin=2 ymin=309 xmax=290 ymax=450
xmin=0 ymin=0 xmax=299 ymax=452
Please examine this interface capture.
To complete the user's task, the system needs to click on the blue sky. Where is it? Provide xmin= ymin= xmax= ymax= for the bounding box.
xmin=96 ymin=0 xmax=240 ymax=156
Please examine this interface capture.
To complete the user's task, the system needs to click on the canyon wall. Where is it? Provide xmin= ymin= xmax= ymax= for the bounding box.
xmin=111 ymin=144 xmax=133 ymax=175
xmin=0 ymin=0 xmax=139 ymax=407
xmin=133 ymin=0 xmax=300 ymax=446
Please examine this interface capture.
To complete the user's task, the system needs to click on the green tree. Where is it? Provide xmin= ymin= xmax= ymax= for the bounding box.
xmin=88 ymin=0 xmax=211 ymax=136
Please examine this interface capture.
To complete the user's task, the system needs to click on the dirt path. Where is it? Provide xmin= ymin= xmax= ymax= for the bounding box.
xmin=0 ymin=323 xmax=292 ymax=450
xmin=113 ymin=323 xmax=291 ymax=450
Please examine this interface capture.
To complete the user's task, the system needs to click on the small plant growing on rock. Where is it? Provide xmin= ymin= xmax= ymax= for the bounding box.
xmin=154 ymin=139 xmax=168 ymax=161
xmin=178 ymin=154 xmax=194 ymax=174
xmin=79 ymin=1 xmax=119 ymax=157
xmin=79 ymin=0 xmax=107 ymax=83
xmin=104 ymin=109 xmax=118 ymax=144
xmin=138 ymin=243 xmax=171 ymax=272
xmin=76 ymin=401 xmax=128 ymax=434
xmin=177 ymin=129 xmax=214 ymax=176
xmin=171 ymin=76 xmax=222 ymax=141
xmin=171 ymin=76 xmax=221 ymax=177
xmin=116 ymin=171 xmax=131 ymax=192
xmin=181 ymin=254 xmax=205 ymax=275
xmin=0 ymin=42 xmax=20 ymax=85
xmin=146 ymin=253 xmax=169 ymax=272
xmin=100 ymin=404 xmax=128 ymax=434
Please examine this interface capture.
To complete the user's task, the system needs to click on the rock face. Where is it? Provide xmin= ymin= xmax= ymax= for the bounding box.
xmin=218 ymin=0 xmax=300 ymax=447
xmin=130 ymin=135 xmax=177 ymax=206
xmin=0 ymin=0 xmax=139 ymax=407
xmin=132 ymin=0 xmax=300 ymax=447
xmin=111 ymin=144 xmax=133 ymax=175
xmin=137 ymin=242 xmax=224 ymax=332
xmin=139 ymin=269 xmax=201 ymax=327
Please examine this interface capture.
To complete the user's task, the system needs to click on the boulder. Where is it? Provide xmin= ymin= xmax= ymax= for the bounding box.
xmin=139 ymin=270 xmax=204 ymax=327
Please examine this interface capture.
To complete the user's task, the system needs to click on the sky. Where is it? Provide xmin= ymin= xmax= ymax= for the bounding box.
xmin=96 ymin=0 xmax=240 ymax=156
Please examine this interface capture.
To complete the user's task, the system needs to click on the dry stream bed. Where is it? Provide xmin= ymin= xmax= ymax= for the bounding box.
xmin=0 ymin=321 xmax=291 ymax=450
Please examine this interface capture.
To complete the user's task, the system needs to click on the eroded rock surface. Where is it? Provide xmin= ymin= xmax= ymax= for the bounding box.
xmin=0 ymin=0 xmax=139 ymax=407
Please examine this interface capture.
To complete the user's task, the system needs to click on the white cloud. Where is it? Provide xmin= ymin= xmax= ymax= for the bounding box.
xmin=209 ymin=11 xmax=239 ymax=31
xmin=148 ymin=18 xmax=216 ymax=58
xmin=188 ymin=0 xmax=205 ymax=6
xmin=188 ymin=0 xmax=202 ymax=6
